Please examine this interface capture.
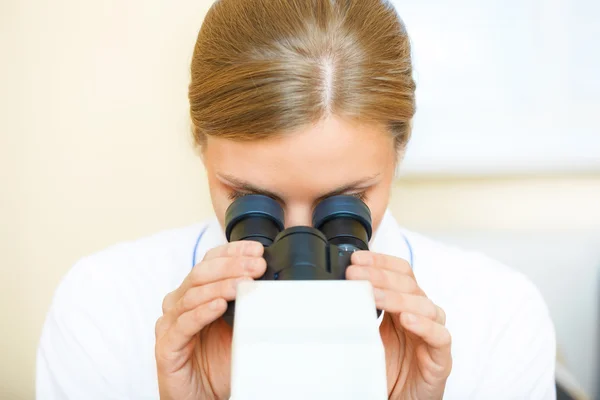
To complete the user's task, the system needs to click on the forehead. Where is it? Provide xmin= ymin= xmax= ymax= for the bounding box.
xmin=203 ymin=117 xmax=395 ymax=195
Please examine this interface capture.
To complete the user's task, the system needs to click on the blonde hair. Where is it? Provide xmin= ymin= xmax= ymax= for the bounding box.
xmin=189 ymin=0 xmax=416 ymax=151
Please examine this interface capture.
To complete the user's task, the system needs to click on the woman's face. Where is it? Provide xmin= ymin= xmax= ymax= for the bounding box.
xmin=202 ymin=116 xmax=397 ymax=237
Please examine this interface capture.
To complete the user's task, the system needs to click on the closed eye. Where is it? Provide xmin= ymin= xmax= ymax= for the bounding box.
xmin=227 ymin=189 xmax=368 ymax=202
xmin=347 ymin=191 xmax=368 ymax=202
xmin=227 ymin=190 xmax=255 ymax=201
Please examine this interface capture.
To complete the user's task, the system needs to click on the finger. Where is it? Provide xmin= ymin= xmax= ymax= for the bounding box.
xmin=172 ymin=256 xmax=266 ymax=301
xmin=435 ymin=305 xmax=446 ymax=325
xmin=162 ymin=290 xmax=179 ymax=314
xmin=172 ymin=276 xmax=253 ymax=318
xmin=367 ymin=290 xmax=441 ymax=322
xmin=162 ymin=298 xmax=228 ymax=353
xmin=188 ymin=256 xmax=266 ymax=287
xmin=155 ymin=315 xmax=169 ymax=339
xmin=162 ymin=257 xmax=257 ymax=313
xmin=346 ymin=265 xmax=420 ymax=295
xmin=351 ymin=251 xmax=412 ymax=275
xmin=202 ymin=241 xmax=264 ymax=262
xmin=415 ymin=343 xmax=452 ymax=380
xmin=400 ymin=313 xmax=452 ymax=366
xmin=163 ymin=252 xmax=266 ymax=313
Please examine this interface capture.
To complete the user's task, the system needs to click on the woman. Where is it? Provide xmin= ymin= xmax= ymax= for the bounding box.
xmin=36 ymin=0 xmax=556 ymax=399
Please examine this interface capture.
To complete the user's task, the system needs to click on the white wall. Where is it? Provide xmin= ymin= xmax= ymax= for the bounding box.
xmin=1 ymin=0 xmax=599 ymax=398
xmin=393 ymin=0 xmax=600 ymax=175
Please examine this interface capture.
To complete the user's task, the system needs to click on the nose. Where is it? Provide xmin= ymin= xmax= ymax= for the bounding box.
xmin=284 ymin=204 xmax=313 ymax=228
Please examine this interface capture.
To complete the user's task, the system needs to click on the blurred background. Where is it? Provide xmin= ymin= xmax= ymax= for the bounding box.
xmin=1 ymin=0 xmax=598 ymax=399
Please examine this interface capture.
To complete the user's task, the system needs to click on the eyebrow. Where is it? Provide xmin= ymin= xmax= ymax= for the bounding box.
xmin=217 ymin=173 xmax=381 ymax=203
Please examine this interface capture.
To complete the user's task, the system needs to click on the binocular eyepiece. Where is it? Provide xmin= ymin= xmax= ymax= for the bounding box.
xmin=223 ymin=194 xmax=379 ymax=325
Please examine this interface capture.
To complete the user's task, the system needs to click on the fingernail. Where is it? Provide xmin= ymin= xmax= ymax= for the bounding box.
xmin=245 ymin=241 xmax=264 ymax=256
xmin=244 ymin=258 xmax=262 ymax=273
xmin=403 ymin=313 xmax=417 ymax=324
xmin=233 ymin=276 xmax=251 ymax=290
xmin=352 ymin=252 xmax=372 ymax=266
xmin=373 ymin=288 xmax=385 ymax=301
xmin=349 ymin=266 xmax=370 ymax=280
xmin=210 ymin=299 xmax=221 ymax=310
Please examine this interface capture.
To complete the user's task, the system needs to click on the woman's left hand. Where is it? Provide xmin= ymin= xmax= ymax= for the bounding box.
xmin=346 ymin=251 xmax=452 ymax=400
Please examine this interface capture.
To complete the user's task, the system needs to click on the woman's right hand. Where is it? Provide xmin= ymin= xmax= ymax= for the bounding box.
xmin=155 ymin=240 xmax=266 ymax=400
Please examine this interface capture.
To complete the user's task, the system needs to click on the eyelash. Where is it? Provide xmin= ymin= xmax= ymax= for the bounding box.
xmin=348 ymin=191 xmax=368 ymax=201
xmin=227 ymin=190 xmax=368 ymax=202
xmin=227 ymin=191 xmax=251 ymax=201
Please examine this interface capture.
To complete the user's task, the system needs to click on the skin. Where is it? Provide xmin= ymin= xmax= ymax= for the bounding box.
xmin=155 ymin=116 xmax=452 ymax=399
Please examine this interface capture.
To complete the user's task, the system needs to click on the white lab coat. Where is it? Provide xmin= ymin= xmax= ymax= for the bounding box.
xmin=36 ymin=210 xmax=556 ymax=399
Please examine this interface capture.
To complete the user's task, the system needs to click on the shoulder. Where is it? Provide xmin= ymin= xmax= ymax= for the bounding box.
xmin=374 ymin=211 xmax=550 ymax=321
xmin=48 ymin=220 xmax=216 ymax=332
xmin=402 ymin=229 xmax=556 ymax=398
xmin=58 ymin=221 xmax=212 ymax=299
xmin=37 ymin=220 xmax=215 ymax=398
xmin=404 ymin=229 xmax=551 ymax=329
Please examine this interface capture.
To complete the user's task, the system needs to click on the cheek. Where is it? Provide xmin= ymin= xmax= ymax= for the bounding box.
xmin=364 ymin=183 xmax=393 ymax=236
xmin=207 ymin=177 xmax=230 ymax=230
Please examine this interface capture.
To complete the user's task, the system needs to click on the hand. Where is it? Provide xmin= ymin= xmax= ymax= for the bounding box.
xmin=155 ymin=241 xmax=266 ymax=400
xmin=346 ymin=251 xmax=452 ymax=400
